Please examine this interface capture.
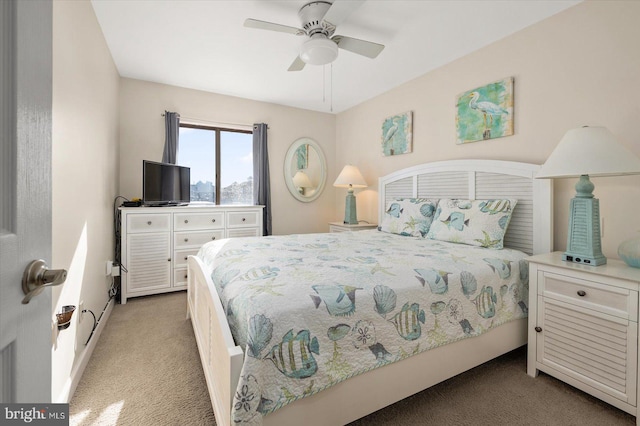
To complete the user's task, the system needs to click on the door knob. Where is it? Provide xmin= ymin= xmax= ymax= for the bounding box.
xmin=22 ymin=259 xmax=68 ymax=304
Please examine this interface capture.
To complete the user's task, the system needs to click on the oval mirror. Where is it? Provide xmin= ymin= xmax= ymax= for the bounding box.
xmin=284 ymin=138 xmax=327 ymax=203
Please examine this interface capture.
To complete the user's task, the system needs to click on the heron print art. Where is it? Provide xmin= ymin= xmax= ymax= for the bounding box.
xmin=456 ymin=77 xmax=514 ymax=144
xmin=381 ymin=111 xmax=412 ymax=156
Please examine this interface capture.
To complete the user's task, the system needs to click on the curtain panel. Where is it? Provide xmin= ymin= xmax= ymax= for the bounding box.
xmin=162 ymin=111 xmax=180 ymax=164
xmin=253 ymin=123 xmax=272 ymax=235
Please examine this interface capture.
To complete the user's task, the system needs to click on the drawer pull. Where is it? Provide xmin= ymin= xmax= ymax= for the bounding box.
xmin=184 ymin=219 xmax=189 ymax=224
xmin=577 ymin=290 xmax=586 ymax=297
xmin=184 ymin=275 xmax=188 ymax=279
xmin=147 ymin=221 xmax=152 ymax=225
xmin=212 ymin=236 xmax=216 ymax=240
xmin=184 ymin=256 xmax=188 ymax=260
xmin=212 ymin=219 xmax=216 ymax=223
xmin=167 ymin=258 xmax=171 ymax=262
xmin=535 ymin=326 xmax=542 ymax=333
xmin=184 ymin=238 xmax=189 ymax=242
xmin=242 ymin=218 xmax=246 ymax=222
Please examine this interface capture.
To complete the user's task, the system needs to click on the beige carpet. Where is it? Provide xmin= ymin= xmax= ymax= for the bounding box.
xmin=70 ymin=292 xmax=635 ymax=426
xmin=70 ymin=292 xmax=215 ymax=426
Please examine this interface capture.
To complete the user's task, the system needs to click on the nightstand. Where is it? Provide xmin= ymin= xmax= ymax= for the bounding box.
xmin=329 ymin=222 xmax=378 ymax=233
xmin=527 ymin=252 xmax=640 ymax=422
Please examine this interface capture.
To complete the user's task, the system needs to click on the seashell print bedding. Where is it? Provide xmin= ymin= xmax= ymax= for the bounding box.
xmin=197 ymin=230 xmax=529 ymax=425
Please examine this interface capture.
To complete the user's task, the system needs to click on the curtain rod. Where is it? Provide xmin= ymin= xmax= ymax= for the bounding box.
xmin=160 ymin=113 xmax=267 ymax=130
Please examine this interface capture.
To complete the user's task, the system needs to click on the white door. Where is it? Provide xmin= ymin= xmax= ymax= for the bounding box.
xmin=0 ymin=0 xmax=54 ymax=403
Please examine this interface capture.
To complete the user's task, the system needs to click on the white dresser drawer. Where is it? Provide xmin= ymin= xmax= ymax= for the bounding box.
xmin=540 ymin=271 xmax=637 ymax=320
xmin=127 ymin=213 xmax=171 ymax=233
xmin=227 ymin=210 xmax=260 ymax=228
xmin=173 ymin=267 xmax=188 ymax=288
xmin=174 ymin=230 xmax=224 ymax=249
xmin=174 ymin=248 xmax=200 ymax=267
xmin=174 ymin=212 xmax=224 ymax=231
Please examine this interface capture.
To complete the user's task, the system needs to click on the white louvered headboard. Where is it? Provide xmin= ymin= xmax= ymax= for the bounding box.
xmin=378 ymin=160 xmax=553 ymax=255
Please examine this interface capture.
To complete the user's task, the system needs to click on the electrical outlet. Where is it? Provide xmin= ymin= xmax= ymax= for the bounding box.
xmin=106 ymin=260 xmax=113 ymax=276
xmin=79 ymin=300 xmax=85 ymax=324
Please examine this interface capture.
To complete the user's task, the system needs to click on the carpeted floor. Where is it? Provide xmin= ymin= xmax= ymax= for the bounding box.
xmin=70 ymin=292 xmax=635 ymax=426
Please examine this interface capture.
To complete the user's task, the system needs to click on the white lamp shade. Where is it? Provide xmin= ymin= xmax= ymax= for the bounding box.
xmin=536 ymin=126 xmax=640 ymax=179
xmin=292 ymin=171 xmax=313 ymax=188
xmin=300 ymin=36 xmax=338 ymax=65
xmin=333 ymin=165 xmax=367 ymax=188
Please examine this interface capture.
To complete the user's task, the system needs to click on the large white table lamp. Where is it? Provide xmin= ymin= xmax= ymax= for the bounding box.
xmin=292 ymin=170 xmax=313 ymax=195
xmin=536 ymin=126 xmax=640 ymax=266
xmin=334 ymin=165 xmax=367 ymax=225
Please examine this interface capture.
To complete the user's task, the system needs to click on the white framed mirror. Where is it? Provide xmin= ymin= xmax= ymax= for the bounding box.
xmin=284 ymin=138 xmax=327 ymax=203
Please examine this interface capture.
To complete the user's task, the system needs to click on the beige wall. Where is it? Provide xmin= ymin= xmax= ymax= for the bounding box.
xmin=52 ymin=0 xmax=120 ymax=401
xmin=336 ymin=0 xmax=640 ymax=259
xmin=118 ymin=79 xmax=336 ymax=234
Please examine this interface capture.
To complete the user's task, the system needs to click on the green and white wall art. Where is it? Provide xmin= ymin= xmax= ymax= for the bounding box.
xmin=456 ymin=77 xmax=514 ymax=144
xmin=295 ymin=143 xmax=308 ymax=170
xmin=382 ymin=111 xmax=412 ymax=156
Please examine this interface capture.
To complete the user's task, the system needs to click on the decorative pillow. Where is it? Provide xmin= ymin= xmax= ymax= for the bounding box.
xmin=426 ymin=199 xmax=517 ymax=249
xmin=379 ymin=198 xmax=439 ymax=237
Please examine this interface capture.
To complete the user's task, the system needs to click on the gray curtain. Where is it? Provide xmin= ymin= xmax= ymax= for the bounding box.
xmin=162 ymin=111 xmax=180 ymax=164
xmin=253 ymin=123 xmax=271 ymax=236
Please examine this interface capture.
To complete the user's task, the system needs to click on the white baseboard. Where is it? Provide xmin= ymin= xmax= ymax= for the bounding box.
xmin=55 ymin=298 xmax=115 ymax=403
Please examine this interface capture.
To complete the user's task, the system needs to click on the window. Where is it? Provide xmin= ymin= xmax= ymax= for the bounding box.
xmin=178 ymin=124 xmax=253 ymax=205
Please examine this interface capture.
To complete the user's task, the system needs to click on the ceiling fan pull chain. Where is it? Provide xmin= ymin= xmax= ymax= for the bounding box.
xmin=323 ymin=65 xmax=326 ymax=103
xmin=330 ymin=62 xmax=333 ymax=113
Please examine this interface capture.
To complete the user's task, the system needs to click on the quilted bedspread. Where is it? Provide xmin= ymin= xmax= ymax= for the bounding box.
xmin=197 ymin=230 xmax=529 ymax=425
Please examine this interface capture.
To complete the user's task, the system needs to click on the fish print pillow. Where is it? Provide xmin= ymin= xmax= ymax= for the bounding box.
xmin=379 ymin=198 xmax=439 ymax=237
xmin=426 ymin=198 xmax=517 ymax=249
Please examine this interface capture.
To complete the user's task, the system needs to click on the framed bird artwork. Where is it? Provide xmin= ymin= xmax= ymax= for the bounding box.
xmin=381 ymin=111 xmax=413 ymax=156
xmin=295 ymin=143 xmax=308 ymax=170
xmin=456 ymin=77 xmax=514 ymax=144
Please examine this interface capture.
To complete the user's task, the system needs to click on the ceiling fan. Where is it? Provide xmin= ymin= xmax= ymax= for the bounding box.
xmin=244 ymin=0 xmax=385 ymax=71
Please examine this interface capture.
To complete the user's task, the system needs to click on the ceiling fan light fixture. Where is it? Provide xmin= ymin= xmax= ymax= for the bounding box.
xmin=300 ymin=36 xmax=338 ymax=65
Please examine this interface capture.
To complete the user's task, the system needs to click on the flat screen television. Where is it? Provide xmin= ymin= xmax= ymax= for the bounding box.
xmin=142 ymin=160 xmax=191 ymax=206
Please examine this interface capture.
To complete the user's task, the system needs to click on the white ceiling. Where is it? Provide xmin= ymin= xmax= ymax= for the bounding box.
xmin=91 ymin=0 xmax=580 ymax=114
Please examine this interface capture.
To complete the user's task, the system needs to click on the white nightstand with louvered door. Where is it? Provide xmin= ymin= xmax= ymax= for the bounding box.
xmin=120 ymin=205 xmax=263 ymax=304
xmin=329 ymin=222 xmax=378 ymax=233
xmin=527 ymin=252 xmax=640 ymax=423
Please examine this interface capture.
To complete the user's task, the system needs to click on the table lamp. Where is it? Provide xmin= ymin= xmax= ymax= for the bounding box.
xmin=292 ymin=170 xmax=313 ymax=195
xmin=536 ymin=126 xmax=640 ymax=266
xmin=334 ymin=165 xmax=367 ymax=224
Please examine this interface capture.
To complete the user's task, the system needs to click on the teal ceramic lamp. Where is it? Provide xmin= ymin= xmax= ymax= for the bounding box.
xmin=334 ymin=165 xmax=367 ymax=225
xmin=536 ymin=126 xmax=640 ymax=266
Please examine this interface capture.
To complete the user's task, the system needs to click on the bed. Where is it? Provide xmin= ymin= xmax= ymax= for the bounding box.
xmin=187 ymin=159 xmax=553 ymax=426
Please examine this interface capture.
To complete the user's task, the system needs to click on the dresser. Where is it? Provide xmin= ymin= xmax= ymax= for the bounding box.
xmin=527 ymin=252 xmax=640 ymax=422
xmin=119 ymin=205 xmax=263 ymax=304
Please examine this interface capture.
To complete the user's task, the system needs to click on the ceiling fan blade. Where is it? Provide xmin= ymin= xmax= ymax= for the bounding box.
xmin=288 ymin=56 xmax=306 ymax=72
xmin=332 ymin=35 xmax=384 ymax=59
xmin=244 ymin=19 xmax=304 ymax=36
xmin=322 ymin=0 xmax=365 ymax=27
